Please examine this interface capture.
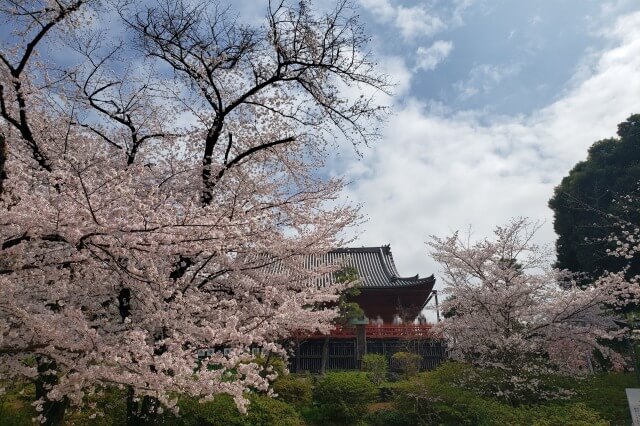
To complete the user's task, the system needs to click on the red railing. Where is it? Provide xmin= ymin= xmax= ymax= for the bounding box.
xmin=364 ymin=324 xmax=438 ymax=339
xmin=293 ymin=324 xmax=440 ymax=339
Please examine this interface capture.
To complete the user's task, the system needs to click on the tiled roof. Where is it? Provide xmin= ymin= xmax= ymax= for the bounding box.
xmin=321 ymin=245 xmax=435 ymax=289
xmin=243 ymin=245 xmax=434 ymax=289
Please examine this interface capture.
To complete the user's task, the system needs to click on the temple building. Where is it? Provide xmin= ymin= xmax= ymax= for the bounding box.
xmin=290 ymin=245 xmax=445 ymax=372
xmin=327 ymin=246 xmax=436 ymax=323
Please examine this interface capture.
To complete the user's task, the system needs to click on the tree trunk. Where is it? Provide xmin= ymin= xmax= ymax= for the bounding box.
xmin=294 ymin=338 xmax=301 ymax=373
xmin=320 ymin=336 xmax=329 ymax=375
xmin=126 ymin=386 xmax=136 ymax=425
xmin=126 ymin=386 xmax=160 ymax=425
xmin=0 ymin=134 xmax=7 ymax=198
xmin=34 ymin=356 xmax=67 ymax=426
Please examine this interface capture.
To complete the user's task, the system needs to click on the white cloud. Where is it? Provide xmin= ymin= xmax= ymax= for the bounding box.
xmin=600 ymin=0 xmax=637 ymax=17
xmin=530 ymin=14 xmax=543 ymax=26
xmin=414 ymin=40 xmax=454 ymax=71
xmin=395 ymin=6 xmax=446 ymax=40
xmin=451 ymin=0 xmax=476 ymax=26
xmin=358 ymin=0 xmax=396 ymax=20
xmin=359 ymin=0 xmax=446 ymax=40
xmin=453 ymin=63 xmax=521 ymax=98
xmin=380 ymin=55 xmax=413 ymax=96
xmin=337 ymin=11 xmax=640 ymax=301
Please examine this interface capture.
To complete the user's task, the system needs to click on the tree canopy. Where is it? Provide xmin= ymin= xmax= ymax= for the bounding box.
xmin=549 ymin=114 xmax=640 ymax=280
xmin=0 ymin=0 xmax=388 ymax=422
xmin=429 ymin=218 xmax=637 ymax=403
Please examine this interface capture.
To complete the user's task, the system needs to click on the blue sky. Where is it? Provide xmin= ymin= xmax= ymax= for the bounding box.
xmin=3 ymin=0 xmax=640 ymax=301
xmin=323 ymin=0 xmax=640 ymax=290
xmin=361 ymin=0 xmax=639 ymax=115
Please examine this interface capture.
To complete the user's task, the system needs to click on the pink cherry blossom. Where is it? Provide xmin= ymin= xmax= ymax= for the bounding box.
xmin=0 ymin=0 xmax=388 ymax=419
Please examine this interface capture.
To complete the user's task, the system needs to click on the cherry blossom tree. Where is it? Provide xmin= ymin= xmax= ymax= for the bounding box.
xmin=0 ymin=0 xmax=388 ymax=423
xmin=429 ymin=218 xmax=640 ymax=403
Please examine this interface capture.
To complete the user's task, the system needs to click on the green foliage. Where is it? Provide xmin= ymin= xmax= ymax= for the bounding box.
xmin=361 ymin=354 xmax=388 ymax=385
xmin=571 ymin=372 xmax=635 ymax=424
xmin=549 ymin=113 xmax=640 ymax=279
xmin=334 ymin=266 xmax=359 ymax=285
xmin=450 ymin=364 xmax=578 ymax=406
xmin=244 ymin=394 xmax=303 ymax=426
xmin=178 ymin=394 xmax=244 ymax=426
xmin=0 ymin=381 xmax=35 ymax=426
xmin=0 ymin=383 xmax=127 ymax=425
xmin=393 ymin=372 xmax=607 ymax=425
xmin=422 ymin=362 xmax=579 ymax=406
xmin=363 ymin=408 xmax=416 ymax=426
xmin=253 ymin=354 xmax=288 ymax=378
xmin=390 ymin=363 xmax=628 ymax=425
xmin=65 ymin=387 xmax=127 ymax=425
xmin=391 ymin=352 xmax=422 ymax=378
xmin=273 ymin=374 xmax=313 ymax=408
xmin=178 ymin=393 xmax=302 ymax=426
xmin=528 ymin=403 xmax=608 ymax=426
xmin=392 ymin=367 xmax=517 ymax=425
xmin=334 ymin=266 xmax=365 ymax=326
xmin=312 ymin=372 xmax=377 ymax=425
xmin=377 ymin=382 xmax=395 ymax=402
xmin=1 ymin=367 xmax=633 ymax=425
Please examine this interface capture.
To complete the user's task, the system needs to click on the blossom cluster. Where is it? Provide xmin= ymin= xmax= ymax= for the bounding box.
xmin=0 ymin=0 xmax=386 ymax=418
xmin=429 ymin=218 xmax=640 ymax=400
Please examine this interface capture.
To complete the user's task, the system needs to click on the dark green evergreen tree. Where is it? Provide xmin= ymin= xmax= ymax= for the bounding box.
xmin=549 ymin=114 xmax=640 ymax=280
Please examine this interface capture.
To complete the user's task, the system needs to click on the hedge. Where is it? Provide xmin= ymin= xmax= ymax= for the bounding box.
xmin=312 ymin=372 xmax=377 ymax=425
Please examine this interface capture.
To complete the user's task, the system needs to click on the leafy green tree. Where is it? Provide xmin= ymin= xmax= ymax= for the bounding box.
xmin=549 ymin=114 xmax=640 ymax=280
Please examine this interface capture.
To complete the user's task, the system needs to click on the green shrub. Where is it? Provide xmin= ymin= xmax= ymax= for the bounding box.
xmin=393 ymin=373 xmax=518 ymax=425
xmin=0 ymin=381 xmax=36 ymax=426
xmin=361 ymin=354 xmax=388 ymax=385
xmin=378 ymin=382 xmax=395 ymax=402
xmin=178 ymin=394 xmax=246 ymax=426
xmin=571 ymin=372 xmax=635 ymax=425
xmin=65 ymin=387 xmax=127 ymax=425
xmin=424 ymin=361 xmax=581 ymax=406
xmin=390 ymin=352 xmax=422 ymax=378
xmin=245 ymin=394 xmax=303 ymax=426
xmin=312 ymin=372 xmax=377 ymax=425
xmin=273 ymin=374 xmax=312 ymax=408
xmin=364 ymin=408 xmax=416 ymax=426
xmin=528 ymin=403 xmax=607 ymax=426
xmin=178 ymin=393 xmax=301 ymax=426
xmin=390 ymin=364 xmax=609 ymax=426
xmin=0 ymin=383 xmax=129 ymax=426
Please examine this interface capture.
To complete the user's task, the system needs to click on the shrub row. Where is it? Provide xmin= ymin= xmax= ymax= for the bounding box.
xmin=1 ymin=361 xmax=633 ymax=425
xmin=384 ymin=362 xmax=626 ymax=425
xmin=178 ymin=393 xmax=301 ymax=426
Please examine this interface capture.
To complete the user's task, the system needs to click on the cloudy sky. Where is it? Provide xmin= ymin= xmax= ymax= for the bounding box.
xmin=314 ymin=0 xmax=640 ymax=291
xmin=5 ymin=0 xmax=639 ymax=298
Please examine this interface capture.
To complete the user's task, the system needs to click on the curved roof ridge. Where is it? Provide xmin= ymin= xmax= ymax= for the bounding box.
xmin=321 ymin=245 xmax=436 ymax=289
xmin=380 ymin=244 xmax=402 ymax=277
xmin=378 ymin=245 xmax=430 ymax=283
xmin=376 ymin=246 xmax=397 ymax=280
xmin=331 ymin=246 xmax=387 ymax=253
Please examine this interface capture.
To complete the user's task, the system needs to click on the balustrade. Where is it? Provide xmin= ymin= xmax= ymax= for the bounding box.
xmin=293 ymin=324 xmax=441 ymax=339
